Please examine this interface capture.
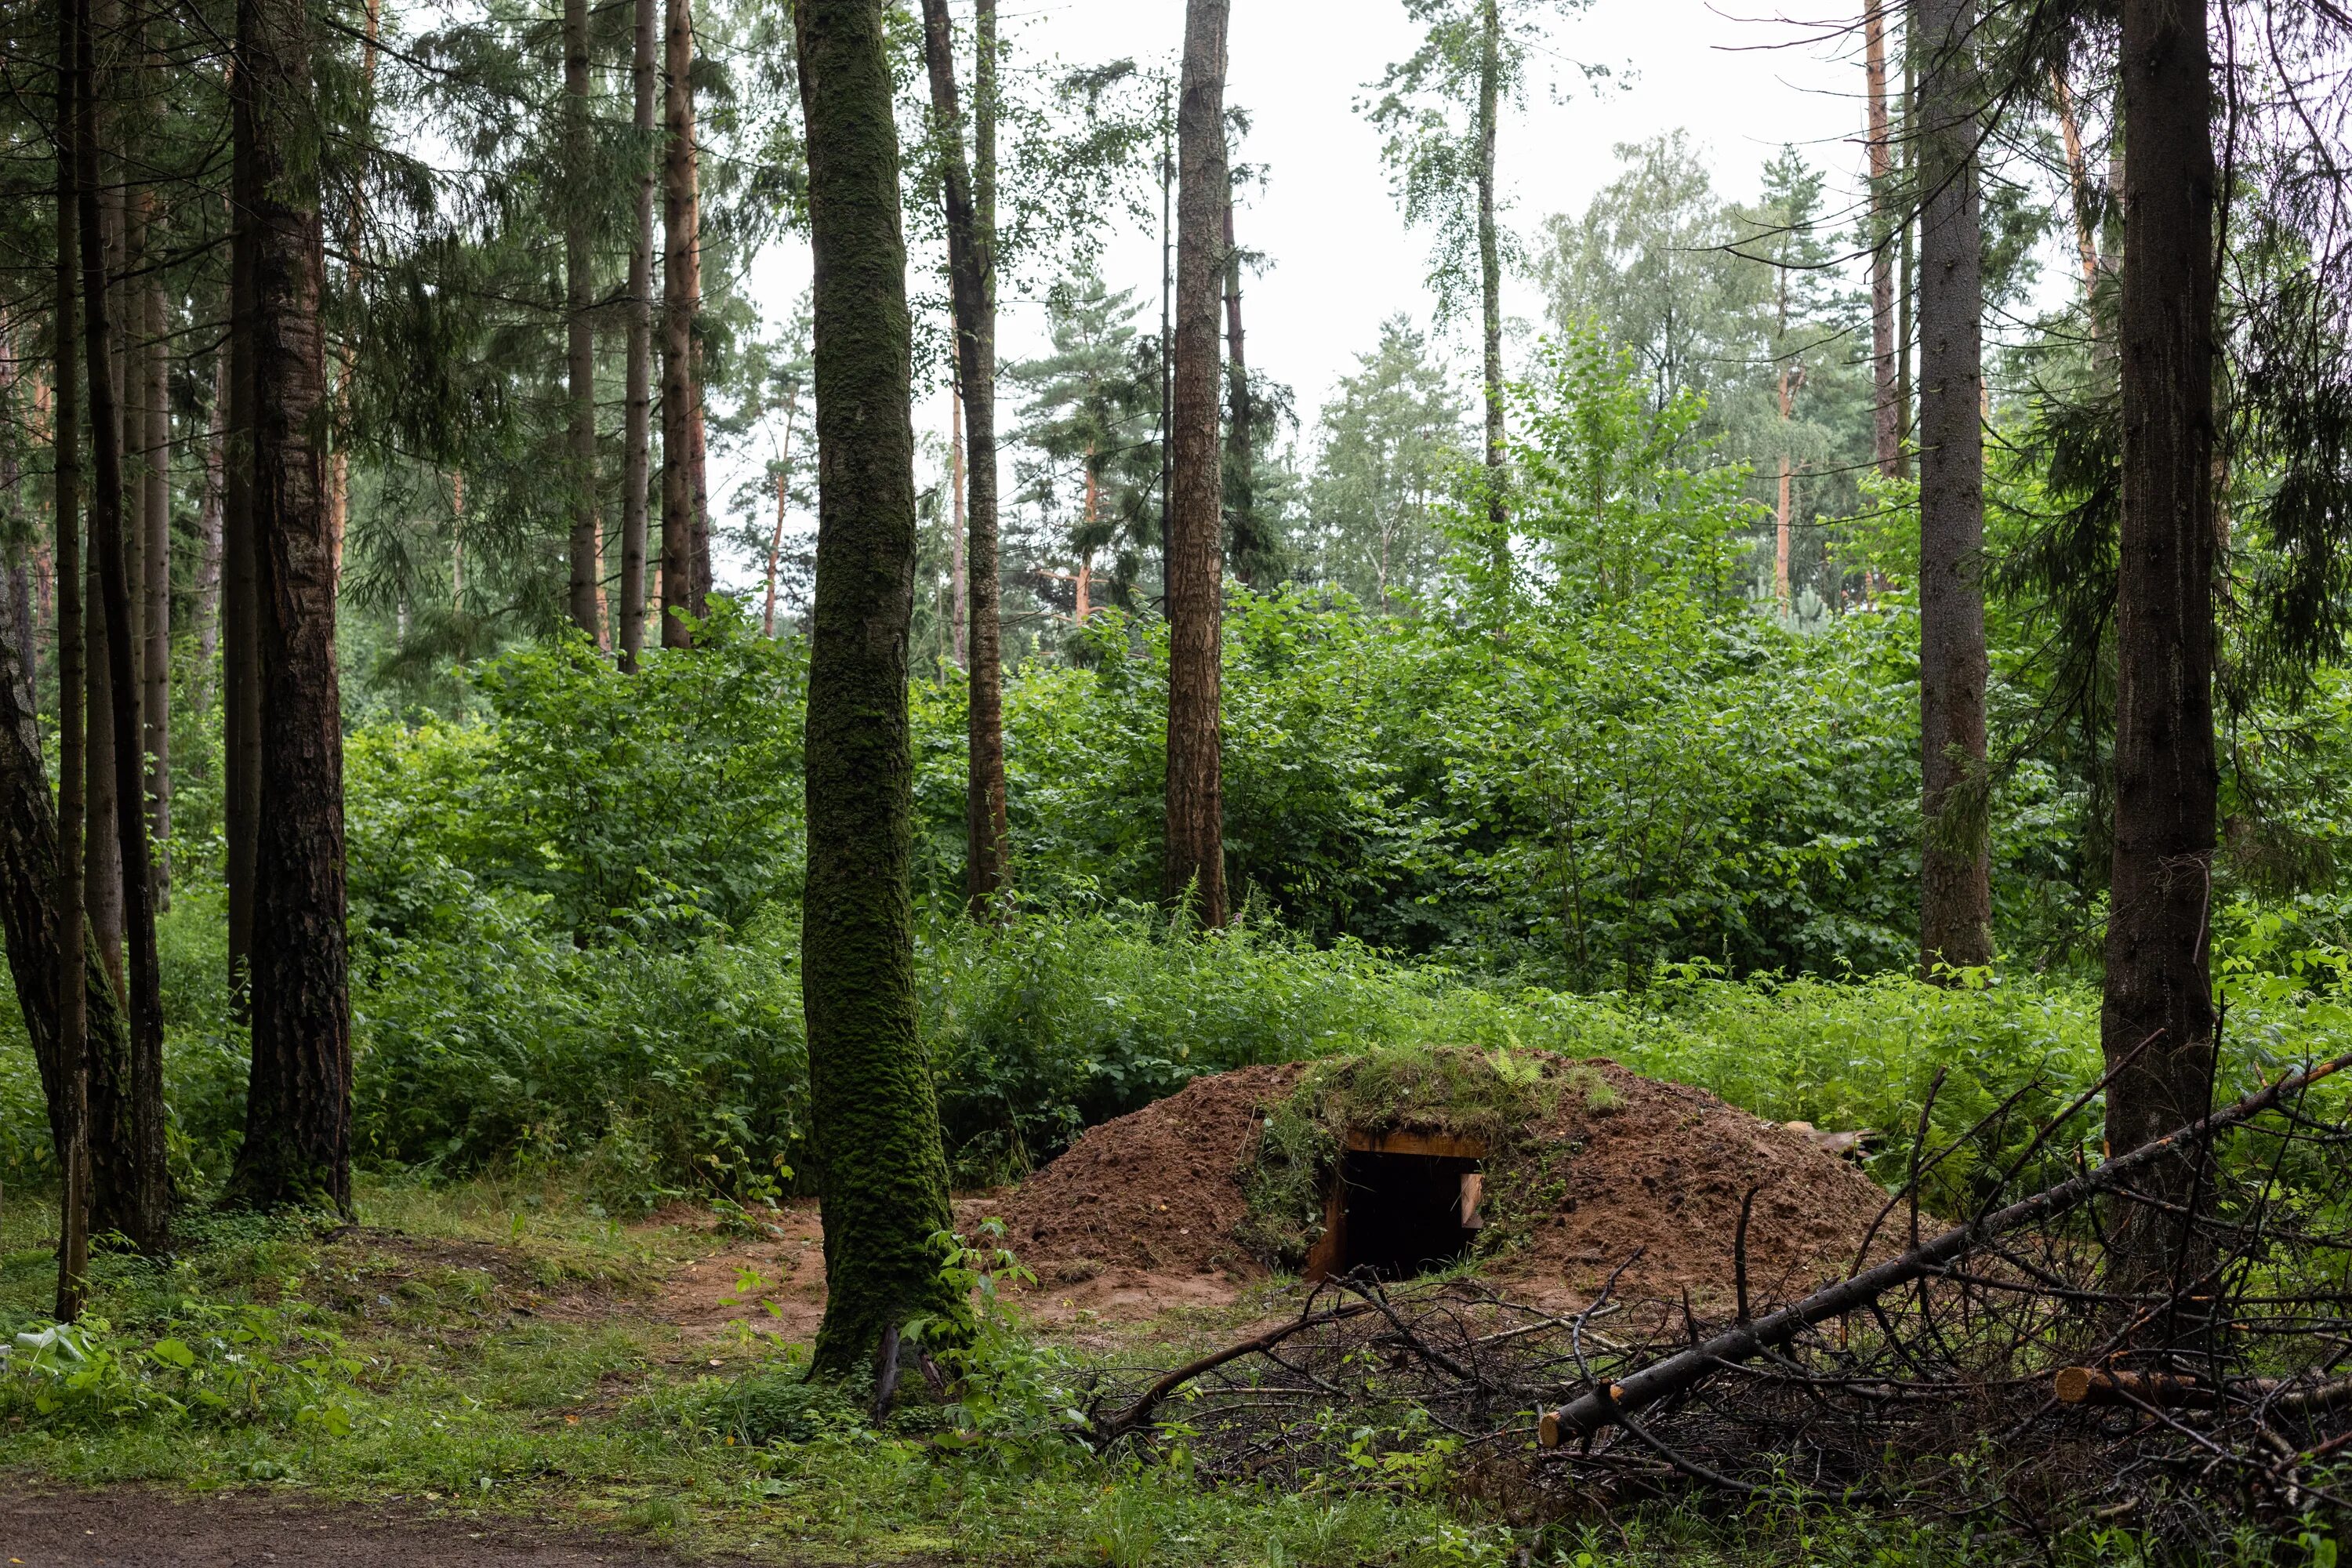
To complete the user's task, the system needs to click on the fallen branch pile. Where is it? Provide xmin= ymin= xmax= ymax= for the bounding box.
xmin=1081 ymin=1050 xmax=2352 ymax=1551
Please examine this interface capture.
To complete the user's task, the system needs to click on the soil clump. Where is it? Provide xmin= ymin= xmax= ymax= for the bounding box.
xmin=987 ymin=1055 xmax=1894 ymax=1312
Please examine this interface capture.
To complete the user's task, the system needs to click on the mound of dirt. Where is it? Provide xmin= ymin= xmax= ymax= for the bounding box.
xmin=1489 ymin=1060 xmax=1894 ymax=1308
xmin=989 ymin=1057 xmax=1896 ymax=1312
xmin=988 ymin=1063 xmax=1307 ymax=1284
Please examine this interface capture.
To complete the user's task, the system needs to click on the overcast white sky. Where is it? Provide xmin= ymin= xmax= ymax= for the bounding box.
xmin=728 ymin=0 xmax=1879 ymax=584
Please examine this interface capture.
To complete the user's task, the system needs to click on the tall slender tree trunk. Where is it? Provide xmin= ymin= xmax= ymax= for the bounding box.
xmin=2051 ymin=65 xmax=2102 ymax=305
xmin=660 ymin=0 xmax=707 ymax=648
xmin=793 ymin=0 xmax=964 ymax=1382
xmin=74 ymin=0 xmax=170 ymax=1251
xmin=619 ymin=0 xmax=656 ymax=670
xmin=1475 ymin=0 xmax=1506 ymax=539
xmin=946 ymin=384 xmax=966 ymax=665
xmin=1865 ymin=0 xmax=1900 ymax=477
xmin=141 ymin=275 xmax=168 ymax=911
xmin=565 ymin=0 xmax=601 ymax=645
xmin=51 ymin=0 xmax=89 ymax=1316
xmin=224 ymin=171 xmax=261 ymax=1002
xmin=85 ymin=454 xmax=121 ymax=996
xmin=1164 ymin=0 xmax=1229 ymax=926
xmin=2103 ymin=0 xmax=2219 ymax=1295
xmin=1775 ymin=366 xmax=1797 ymax=611
xmin=0 ymin=520 xmax=133 ymax=1218
xmin=1896 ymin=40 xmax=1916 ymax=483
xmin=1913 ymin=0 xmax=1991 ymax=976
xmin=1222 ymin=180 xmax=1258 ymax=585
xmin=227 ymin=0 xmax=353 ymax=1215
xmin=918 ymin=0 xmax=1005 ymax=915
xmin=325 ymin=0 xmax=376 ymax=591
xmin=191 ymin=345 xmax=228 ymax=717
xmin=762 ymin=384 xmax=799 ymax=639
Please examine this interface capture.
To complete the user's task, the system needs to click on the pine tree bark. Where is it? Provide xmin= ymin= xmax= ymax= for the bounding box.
xmin=50 ymin=5 xmax=89 ymax=1312
xmin=74 ymin=0 xmax=170 ymax=1251
xmin=917 ymin=0 xmax=1005 ymax=916
xmin=0 ymin=540 xmax=133 ymax=1193
xmin=2103 ymin=0 xmax=2219 ymax=1291
xmin=1895 ymin=40 xmax=1916 ymax=483
xmin=1222 ymin=181 xmax=1259 ymax=586
xmin=1164 ymin=0 xmax=1229 ymax=926
xmin=564 ymin=0 xmax=601 ymax=646
xmin=141 ymin=276 xmax=169 ymax=911
xmin=792 ymin=0 xmax=964 ymax=1381
xmin=191 ymin=345 xmax=228 ymax=717
xmin=227 ymin=0 xmax=353 ymax=1215
xmin=1865 ymin=0 xmax=1900 ymax=477
xmin=1914 ymin=0 xmax=1991 ymax=976
xmin=762 ymin=383 xmax=799 ymax=639
xmin=659 ymin=0 xmax=707 ymax=648
xmin=619 ymin=0 xmax=656 ymax=670
xmin=1475 ymin=0 xmax=1506 ymax=538
xmin=946 ymin=386 xmax=965 ymax=663
xmin=225 ymin=160 xmax=261 ymax=1000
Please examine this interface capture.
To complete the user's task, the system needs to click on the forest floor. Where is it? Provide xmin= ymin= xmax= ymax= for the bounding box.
xmin=0 ymin=1483 xmax=732 ymax=1565
xmin=0 ymin=1060 xmax=1899 ymax=1565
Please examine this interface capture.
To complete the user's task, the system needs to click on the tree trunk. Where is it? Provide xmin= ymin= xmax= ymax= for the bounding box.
xmin=917 ymin=0 xmax=1006 ymax=916
xmin=1222 ymin=180 xmax=1258 ymax=586
xmin=227 ymin=0 xmax=353 ymax=1215
xmin=2051 ymin=65 xmax=2102 ymax=305
xmin=225 ymin=162 xmax=261 ymax=1002
xmin=326 ymin=0 xmax=376 ymax=593
xmin=1895 ymin=38 xmax=1915 ymax=483
xmin=1914 ymin=0 xmax=1991 ymax=976
xmin=1163 ymin=0 xmax=1229 ymax=927
xmin=50 ymin=1 xmax=89 ymax=1314
xmin=141 ymin=276 xmax=168 ymax=912
xmin=1865 ymin=0 xmax=1900 ymax=477
xmin=792 ymin=0 xmax=964 ymax=1381
xmin=762 ymin=384 xmax=798 ymax=638
xmin=0 ymin=531 xmax=133 ymax=1200
xmin=191 ymin=344 xmax=228 ymax=717
xmin=85 ymin=482 xmax=120 ymax=996
xmin=660 ymin=0 xmax=707 ymax=648
xmin=74 ymin=0 xmax=170 ymax=1251
xmin=1475 ymin=0 xmax=1506 ymax=539
xmin=2103 ymin=0 xmax=2219 ymax=1294
xmin=619 ymin=0 xmax=656 ymax=670
xmin=1775 ymin=369 xmax=1795 ymax=612
xmin=947 ymin=384 xmax=966 ymax=664
xmin=564 ymin=0 xmax=602 ymax=646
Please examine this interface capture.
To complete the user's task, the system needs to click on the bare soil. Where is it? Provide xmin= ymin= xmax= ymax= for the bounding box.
xmin=644 ymin=1058 xmax=1896 ymax=1337
xmin=984 ymin=1058 xmax=1894 ymax=1312
xmin=0 ymin=1486 xmax=739 ymax=1566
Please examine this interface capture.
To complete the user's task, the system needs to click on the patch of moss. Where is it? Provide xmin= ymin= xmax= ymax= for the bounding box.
xmin=1235 ymin=1044 xmax=1584 ymax=1268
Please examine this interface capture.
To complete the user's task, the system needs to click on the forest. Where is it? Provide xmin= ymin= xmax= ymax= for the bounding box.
xmin=0 ymin=0 xmax=2344 ymax=1559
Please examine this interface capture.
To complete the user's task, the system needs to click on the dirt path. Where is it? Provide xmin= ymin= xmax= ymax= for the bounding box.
xmin=0 ymin=1487 xmax=724 ymax=1566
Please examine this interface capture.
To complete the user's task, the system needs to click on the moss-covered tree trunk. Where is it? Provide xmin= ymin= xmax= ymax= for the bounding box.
xmin=793 ymin=0 xmax=964 ymax=1381
xmin=1163 ymin=0 xmax=1229 ymax=927
xmin=227 ymin=0 xmax=354 ymax=1215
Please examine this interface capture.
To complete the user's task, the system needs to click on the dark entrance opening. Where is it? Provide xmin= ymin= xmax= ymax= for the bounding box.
xmin=1305 ymin=1130 xmax=1487 ymax=1283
